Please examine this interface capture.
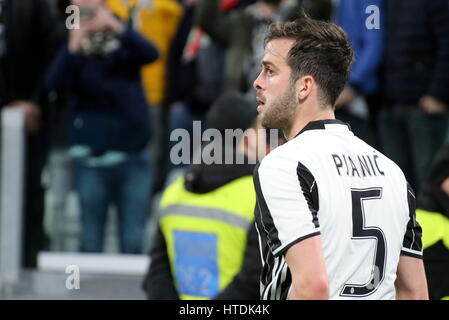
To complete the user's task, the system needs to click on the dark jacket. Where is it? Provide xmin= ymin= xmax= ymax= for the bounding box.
xmin=0 ymin=0 xmax=58 ymax=116
xmin=384 ymin=0 xmax=449 ymax=106
xmin=418 ymin=146 xmax=449 ymax=217
xmin=195 ymin=0 xmax=331 ymax=93
xmin=166 ymin=4 xmax=225 ymax=114
xmin=143 ymin=156 xmax=261 ymax=300
xmin=417 ymin=144 xmax=449 ymax=300
xmin=337 ymin=0 xmax=384 ymax=95
xmin=45 ymin=28 xmax=159 ymax=154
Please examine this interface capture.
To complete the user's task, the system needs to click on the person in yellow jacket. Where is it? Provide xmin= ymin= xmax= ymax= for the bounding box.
xmin=105 ymin=0 xmax=183 ymax=105
xmin=416 ymin=144 xmax=449 ymax=300
xmin=142 ymin=92 xmax=283 ymax=299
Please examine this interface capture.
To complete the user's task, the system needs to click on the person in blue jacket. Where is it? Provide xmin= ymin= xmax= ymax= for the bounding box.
xmin=46 ymin=0 xmax=159 ymax=253
xmin=334 ymin=0 xmax=384 ymax=146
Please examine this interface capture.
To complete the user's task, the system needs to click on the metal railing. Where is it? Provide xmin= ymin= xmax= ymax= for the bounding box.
xmin=0 ymin=106 xmax=153 ymax=299
xmin=0 ymin=107 xmax=25 ymax=296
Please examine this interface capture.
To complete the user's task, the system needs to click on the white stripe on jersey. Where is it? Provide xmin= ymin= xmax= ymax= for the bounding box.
xmin=401 ymin=247 xmax=422 ymax=256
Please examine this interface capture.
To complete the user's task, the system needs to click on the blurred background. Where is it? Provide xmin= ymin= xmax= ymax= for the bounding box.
xmin=0 ymin=0 xmax=448 ymax=300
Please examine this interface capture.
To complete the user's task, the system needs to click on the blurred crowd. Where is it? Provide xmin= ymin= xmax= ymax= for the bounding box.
xmin=0 ymin=0 xmax=449 ymax=299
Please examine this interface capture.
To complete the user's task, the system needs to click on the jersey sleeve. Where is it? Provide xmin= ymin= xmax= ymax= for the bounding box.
xmin=401 ymin=183 xmax=423 ymax=259
xmin=254 ymin=155 xmax=320 ymax=257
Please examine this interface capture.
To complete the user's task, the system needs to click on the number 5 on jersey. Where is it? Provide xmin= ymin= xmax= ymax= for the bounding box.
xmin=340 ymin=188 xmax=387 ymax=297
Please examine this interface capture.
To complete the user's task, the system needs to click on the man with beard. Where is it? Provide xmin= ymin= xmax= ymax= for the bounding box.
xmin=252 ymin=19 xmax=428 ymax=300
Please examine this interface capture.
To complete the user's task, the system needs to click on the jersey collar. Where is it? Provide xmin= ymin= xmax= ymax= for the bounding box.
xmin=295 ymin=119 xmax=352 ymax=138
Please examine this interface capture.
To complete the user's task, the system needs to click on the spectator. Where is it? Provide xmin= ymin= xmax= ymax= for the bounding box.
xmin=161 ymin=0 xmax=330 ymax=183
xmin=167 ymin=0 xmax=257 ymax=119
xmin=379 ymin=0 xmax=449 ymax=192
xmin=46 ymin=0 xmax=159 ymax=253
xmin=156 ymin=0 xmax=258 ymax=192
xmin=54 ymin=0 xmax=72 ymax=41
xmin=48 ymin=0 xmax=73 ymax=147
xmin=105 ymin=0 xmax=183 ymax=194
xmin=0 ymin=0 xmax=58 ymax=267
xmin=195 ymin=0 xmax=332 ymax=96
xmin=142 ymin=92 xmax=282 ymax=300
xmin=164 ymin=0 xmax=253 ymax=172
xmin=334 ymin=0 xmax=384 ymax=147
xmin=416 ymin=144 xmax=449 ymax=300
xmin=106 ymin=0 xmax=183 ymax=107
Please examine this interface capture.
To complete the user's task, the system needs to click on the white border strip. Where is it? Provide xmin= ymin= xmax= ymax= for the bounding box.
xmin=37 ymin=252 xmax=150 ymax=276
xmin=0 ymin=108 xmax=25 ymax=289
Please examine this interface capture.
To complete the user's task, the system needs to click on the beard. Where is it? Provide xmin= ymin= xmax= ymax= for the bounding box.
xmin=260 ymin=83 xmax=297 ymax=130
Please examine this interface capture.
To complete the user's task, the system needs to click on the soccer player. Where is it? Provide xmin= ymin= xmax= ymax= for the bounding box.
xmin=253 ymin=19 xmax=429 ymax=300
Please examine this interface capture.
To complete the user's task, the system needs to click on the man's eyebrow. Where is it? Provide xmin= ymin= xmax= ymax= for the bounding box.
xmin=261 ymin=61 xmax=277 ymax=69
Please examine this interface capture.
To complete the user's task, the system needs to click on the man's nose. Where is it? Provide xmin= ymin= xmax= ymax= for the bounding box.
xmin=253 ymin=71 xmax=263 ymax=91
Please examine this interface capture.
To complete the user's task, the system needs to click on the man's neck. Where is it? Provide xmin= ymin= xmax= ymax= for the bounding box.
xmin=285 ymin=107 xmax=335 ymax=140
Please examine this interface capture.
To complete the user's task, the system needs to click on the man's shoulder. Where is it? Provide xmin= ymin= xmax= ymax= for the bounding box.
xmin=292 ymin=129 xmax=340 ymax=151
xmin=257 ymin=138 xmax=315 ymax=176
xmin=346 ymin=137 xmax=409 ymax=185
xmin=260 ymin=139 xmax=296 ymax=165
xmin=368 ymin=143 xmax=406 ymax=176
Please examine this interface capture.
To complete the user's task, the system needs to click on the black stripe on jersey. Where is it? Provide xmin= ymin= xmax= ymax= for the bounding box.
xmin=297 ymin=161 xmax=320 ymax=228
xmin=263 ymin=257 xmax=284 ymax=300
xmin=261 ymin=257 xmax=290 ymax=300
xmin=295 ymin=119 xmax=351 ymax=137
xmin=278 ymin=231 xmax=321 ymax=257
xmin=401 ymin=250 xmax=423 ymax=259
xmin=259 ymin=239 xmax=276 ymax=298
xmin=273 ymin=261 xmax=289 ymax=300
xmin=259 ymin=232 xmax=320 ymax=300
xmin=253 ymin=163 xmax=282 ymax=254
xmin=402 ymin=182 xmax=423 ymax=257
xmin=279 ymin=268 xmax=292 ymax=300
xmin=255 ymin=222 xmax=275 ymax=294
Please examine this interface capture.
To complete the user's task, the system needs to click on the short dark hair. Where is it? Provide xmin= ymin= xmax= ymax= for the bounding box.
xmin=265 ymin=18 xmax=354 ymax=107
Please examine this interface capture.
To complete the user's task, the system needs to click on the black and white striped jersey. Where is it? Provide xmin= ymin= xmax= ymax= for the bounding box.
xmin=254 ymin=119 xmax=422 ymax=300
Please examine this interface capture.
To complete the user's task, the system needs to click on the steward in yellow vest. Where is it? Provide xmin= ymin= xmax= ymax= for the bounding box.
xmin=143 ymin=92 xmax=266 ymax=299
xmin=153 ymin=162 xmax=258 ymax=300
xmin=416 ymin=144 xmax=449 ymax=300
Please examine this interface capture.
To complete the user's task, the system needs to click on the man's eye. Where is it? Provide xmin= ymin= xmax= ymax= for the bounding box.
xmin=266 ymin=69 xmax=274 ymax=75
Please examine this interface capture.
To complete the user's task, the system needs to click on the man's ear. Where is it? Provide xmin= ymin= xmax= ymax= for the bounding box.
xmin=296 ymin=75 xmax=314 ymax=102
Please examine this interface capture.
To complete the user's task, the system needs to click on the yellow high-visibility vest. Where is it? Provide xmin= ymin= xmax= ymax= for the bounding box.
xmin=416 ymin=209 xmax=449 ymax=250
xmin=159 ymin=175 xmax=256 ymax=300
xmin=416 ymin=208 xmax=449 ymax=300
